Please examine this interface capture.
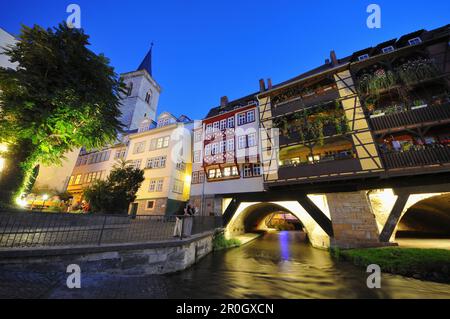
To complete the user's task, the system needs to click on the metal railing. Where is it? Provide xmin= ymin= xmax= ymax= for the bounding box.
xmin=0 ymin=212 xmax=222 ymax=249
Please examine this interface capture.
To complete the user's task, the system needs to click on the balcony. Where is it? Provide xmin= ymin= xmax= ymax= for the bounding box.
xmin=277 ymin=157 xmax=362 ymax=180
xmin=381 ymin=145 xmax=450 ymax=170
xmin=272 ymin=88 xmax=340 ymax=117
xmin=279 ymin=122 xmax=349 ymax=146
xmin=369 ymin=103 xmax=450 ymax=132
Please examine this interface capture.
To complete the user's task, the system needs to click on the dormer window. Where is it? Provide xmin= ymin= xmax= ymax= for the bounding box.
xmin=145 ymin=91 xmax=152 ymax=104
xmin=382 ymin=46 xmax=395 ymax=54
xmin=127 ymin=82 xmax=133 ymax=96
xmin=408 ymin=37 xmax=422 ymax=46
xmin=358 ymin=54 xmax=370 ymax=61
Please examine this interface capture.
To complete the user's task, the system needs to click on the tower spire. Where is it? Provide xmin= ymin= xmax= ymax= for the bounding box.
xmin=137 ymin=42 xmax=153 ymax=76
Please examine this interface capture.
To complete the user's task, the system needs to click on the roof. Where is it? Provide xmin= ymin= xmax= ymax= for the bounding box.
xmin=137 ymin=44 xmax=153 ymax=76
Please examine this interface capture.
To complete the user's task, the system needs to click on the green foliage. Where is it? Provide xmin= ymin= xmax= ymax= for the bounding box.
xmin=213 ymin=233 xmax=241 ymax=251
xmin=358 ymin=69 xmax=397 ymax=96
xmin=0 ymin=23 xmax=124 ymax=204
xmin=339 ymin=247 xmax=450 ymax=283
xmin=84 ymin=161 xmax=144 ymax=214
xmin=397 ymin=58 xmax=440 ymax=85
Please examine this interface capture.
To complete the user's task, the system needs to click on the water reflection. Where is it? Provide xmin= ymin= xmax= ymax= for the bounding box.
xmin=165 ymin=231 xmax=450 ymax=299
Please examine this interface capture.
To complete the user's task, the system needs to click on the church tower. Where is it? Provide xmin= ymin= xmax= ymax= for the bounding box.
xmin=119 ymin=45 xmax=161 ymax=130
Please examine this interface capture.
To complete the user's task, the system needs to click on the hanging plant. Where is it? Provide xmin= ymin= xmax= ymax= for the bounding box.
xmin=397 ymin=58 xmax=440 ymax=85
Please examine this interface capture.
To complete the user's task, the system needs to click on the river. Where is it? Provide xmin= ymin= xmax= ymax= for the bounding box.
xmin=163 ymin=231 xmax=450 ymax=299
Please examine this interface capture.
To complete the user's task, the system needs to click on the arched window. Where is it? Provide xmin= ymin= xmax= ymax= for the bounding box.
xmin=145 ymin=90 xmax=152 ymax=104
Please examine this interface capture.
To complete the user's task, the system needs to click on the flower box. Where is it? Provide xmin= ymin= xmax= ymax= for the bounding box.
xmin=411 ymin=104 xmax=428 ymax=110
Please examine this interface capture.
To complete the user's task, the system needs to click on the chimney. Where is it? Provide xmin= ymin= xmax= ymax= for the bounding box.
xmin=330 ymin=50 xmax=338 ymax=66
xmin=259 ymin=79 xmax=266 ymax=92
xmin=220 ymin=96 xmax=228 ymax=107
xmin=267 ymin=78 xmax=273 ymax=90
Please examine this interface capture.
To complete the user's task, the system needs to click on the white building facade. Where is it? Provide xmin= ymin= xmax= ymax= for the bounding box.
xmin=189 ymin=96 xmax=264 ymax=216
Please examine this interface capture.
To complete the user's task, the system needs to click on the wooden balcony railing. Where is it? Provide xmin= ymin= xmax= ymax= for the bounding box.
xmin=369 ymin=103 xmax=450 ymax=132
xmin=381 ymin=146 xmax=450 ymax=169
xmin=277 ymin=157 xmax=361 ymax=180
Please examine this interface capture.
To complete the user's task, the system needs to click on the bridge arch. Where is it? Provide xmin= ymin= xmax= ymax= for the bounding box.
xmin=395 ymin=193 xmax=450 ymax=239
xmin=225 ymin=200 xmax=331 ymax=249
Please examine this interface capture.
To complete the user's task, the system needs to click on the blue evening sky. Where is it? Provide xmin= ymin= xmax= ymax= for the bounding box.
xmin=1 ymin=0 xmax=449 ymax=119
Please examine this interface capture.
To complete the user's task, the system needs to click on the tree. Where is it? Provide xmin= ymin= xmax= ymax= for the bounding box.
xmin=84 ymin=161 xmax=144 ymax=214
xmin=0 ymin=23 xmax=124 ymax=204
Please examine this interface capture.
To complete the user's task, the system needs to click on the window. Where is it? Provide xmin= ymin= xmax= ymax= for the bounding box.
xmin=253 ymin=164 xmax=262 ymax=176
xmin=127 ymin=82 xmax=133 ymax=96
xmin=194 ymin=131 xmax=202 ymax=142
xmin=194 ymin=151 xmax=201 ymax=163
xmin=358 ymin=54 xmax=369 ymax=61
xmin=199 ymin=171 xmax=205 ymax=183
xmin=220 ymin=140 xmax=226 ymax=153
xmin=237 ymin=113 xmax=246 ymax=126
xmin=160 ymin=156 xmax=166 ymax=168
xmin=243 ymin=164 xmax=252 ymax=177
xmin=129 ymin=159 xmax=142 ymax=169
xmin=247 ymin=133 xmax=257 ymax=147
xmin=162 ymin=136 xmax=170 ymax=148
xmin=192 ymin=171 xmax=199 ymax=184
xmin=75 ymin=174 xmax=82 ymax=185
xmin=232 ymin=166 xmax=239 ymax=176
xmin=215 ymin=168 xmax=222 ymax=178
xmin=173 ymin=179 xmax=184 ymax=194
xmin=145 ymin=91 xmax=152 ymax=104
xmin=133 ymin=141 xmax=146 ymax=154
xmin=146 ymin=200 xmax=155 ymax=210
xmin=146 ymin=156 xmax=166 ymax=169
xmin=227 ymin=117 xmax=235 ymax=128
xmin=149 ymin=180 xmax=156 ymax=192
xmin=382 ymin=46 xmax=394 ymax=54
xmin=81 ymin=156 xmax=88 ymax=165
xmin=149 ymin=179 xmax=164 ymax=192
xmin=223 ymin=167 xmax=231 ymax=177
xmin=176 ymin=162 xmax=186 ymax=171
xmin=213 ymin=122 xmax=220 ymax=132
xmin=69 ymin=176 xmax=75 ymax=185
xmin=238 ymin=135 xmax=247 ymax=149
xmin=151 ymin=136 xmax=170 ymax=150
xmin=205 ymin=144 xmax=211 ymax=156
xmin=211 ymin=143 xmax=219 ymax=155
xmin=206 ymin=124 xmax=212 ymax=134
xmin=208 ymin=169 xmax=215 ymax=179
xmin=408 ymin=37 xmax=422 ymax=46
xmin=156 ymin=179 xmax=164 ymax=192
xmin=227 ymin=139 xmax=235 ymax=151
xmin=246 ymin=110 xmax=255 ymax=123
xmin=220 ymin=119 xmax=227 ymax=130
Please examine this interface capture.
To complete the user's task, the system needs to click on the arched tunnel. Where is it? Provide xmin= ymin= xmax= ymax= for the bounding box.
xmin=226 ymin=202 xmax=315 ymax=244
xmin=396 ymin=193 xmax=450 ymax=239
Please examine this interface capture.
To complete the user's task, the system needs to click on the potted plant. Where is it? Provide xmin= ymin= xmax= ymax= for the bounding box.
xmin=411 ymin=99 xmax=428 ymax=110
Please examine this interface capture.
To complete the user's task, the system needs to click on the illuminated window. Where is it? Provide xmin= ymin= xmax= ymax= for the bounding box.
xmin=223 ymin=167 xmax=231 ymax=177
xmin=75 ymin=174 xmax=82 ymax=185
xmin=231 ymin=166 xmax=239 ymax=176
xmin=215 ymin=168 xmax=222 ymax=178
xmin=173 ymin=179 xmax=184 ymax=194
xmin=208 ymin=169 xmax=215 ymax=179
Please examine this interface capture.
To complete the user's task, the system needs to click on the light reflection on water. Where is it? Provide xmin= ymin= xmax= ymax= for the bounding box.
xmin=164 ymin=232 xmax=450 ymax=299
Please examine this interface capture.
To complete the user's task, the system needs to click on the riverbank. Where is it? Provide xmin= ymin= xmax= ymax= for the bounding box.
xmin=337 ymin=247 xmax=450 ymax=283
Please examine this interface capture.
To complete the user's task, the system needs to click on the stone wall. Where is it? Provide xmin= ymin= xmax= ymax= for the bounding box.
xmin=326 ymin=191 xmax=381 ymax=248
xmin=0 ymin=233 xmax=214 ymax=275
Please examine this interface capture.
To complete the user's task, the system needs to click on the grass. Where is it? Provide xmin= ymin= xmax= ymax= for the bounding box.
xmin=213 ymin=233 xmax=241 ymax=251
xmin=337 ymin=247 xmax=450 ymax=283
